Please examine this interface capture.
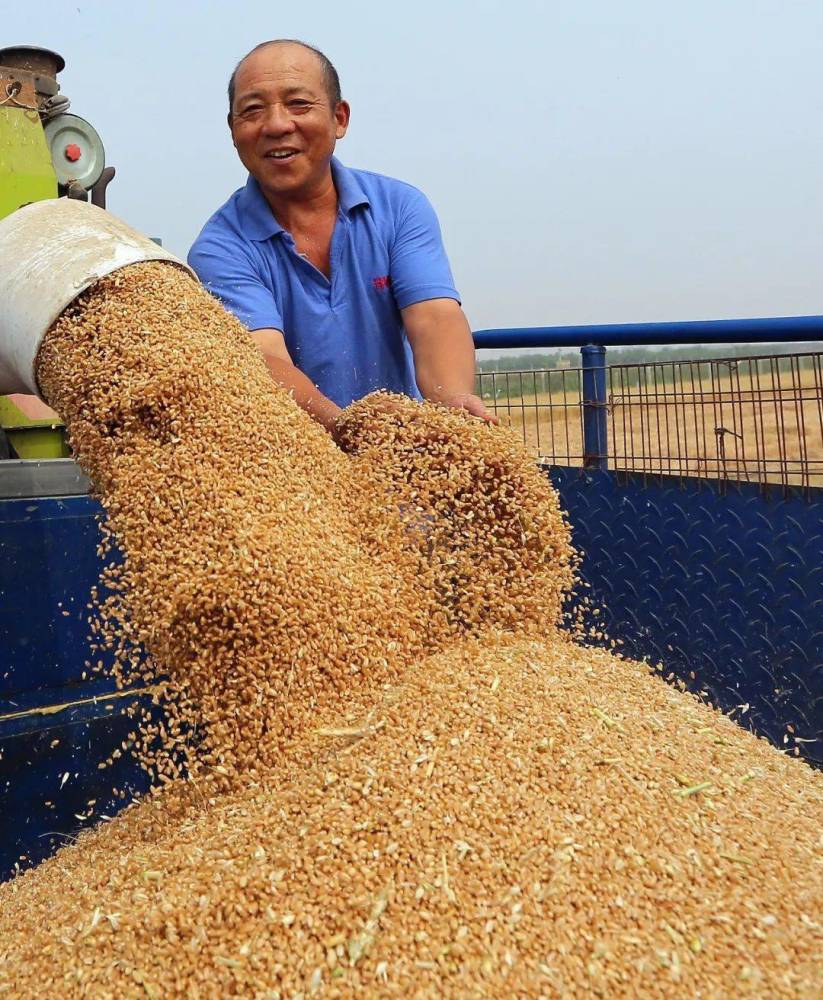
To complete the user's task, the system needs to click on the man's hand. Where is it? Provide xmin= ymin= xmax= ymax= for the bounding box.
xmin=438 ymin=392 xmax=498 ymax=424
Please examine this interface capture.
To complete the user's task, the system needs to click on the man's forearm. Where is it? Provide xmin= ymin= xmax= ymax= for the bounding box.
xmin=413 ymin=334 xmax=477 ymax=403
xmin=401 ymin=301 xmax=477 ymax=401
xmin=262 ymin=354 xmax=342 ymax=432
xmin=401 ymin=299 xmax=495 ymax=422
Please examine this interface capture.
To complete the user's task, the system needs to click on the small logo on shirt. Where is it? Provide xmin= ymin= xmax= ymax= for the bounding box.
xmin=372 ymin=275 xmax=392 ymax=292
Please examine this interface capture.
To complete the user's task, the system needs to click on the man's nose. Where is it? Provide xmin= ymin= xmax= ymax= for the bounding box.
xmin=260 ymin=103 xmax=296 ymax=135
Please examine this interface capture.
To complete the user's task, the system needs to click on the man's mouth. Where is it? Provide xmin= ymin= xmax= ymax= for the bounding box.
xmin=264 ymin=149 xmax=299 ymax=161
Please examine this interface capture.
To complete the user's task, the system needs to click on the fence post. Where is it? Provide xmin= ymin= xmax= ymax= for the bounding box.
xmin=581 ymin=344 xmax=608 ymax=470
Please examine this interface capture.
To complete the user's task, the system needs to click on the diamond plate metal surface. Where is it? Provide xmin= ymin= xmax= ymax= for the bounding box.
xmin=550 ymin=467 xmax=823 ymax=766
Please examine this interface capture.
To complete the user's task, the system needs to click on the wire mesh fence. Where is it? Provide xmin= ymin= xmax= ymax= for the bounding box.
xmin=476 ymin=351 xmax=823 ymax=492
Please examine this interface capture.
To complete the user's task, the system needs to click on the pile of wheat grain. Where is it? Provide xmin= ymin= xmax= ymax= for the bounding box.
xmin=33 ymin=262 xmax=573 ymax=780
xmin=0 ymin=262 xmax=819 ymax=999
xmin=1 ymin=636 xmax=819 ymax=999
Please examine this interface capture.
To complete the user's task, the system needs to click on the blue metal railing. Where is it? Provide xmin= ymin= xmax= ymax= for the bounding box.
xmin=473 ymin=315 xmax=823 ymax=350
xmin=579 ymin=345 xmax=607 ymax=471
xmin=473 ymin=315 xmax=823 ymax=470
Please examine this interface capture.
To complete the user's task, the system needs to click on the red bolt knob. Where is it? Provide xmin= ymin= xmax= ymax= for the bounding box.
xmin=64 ymin=143 xmax=82 ymax=162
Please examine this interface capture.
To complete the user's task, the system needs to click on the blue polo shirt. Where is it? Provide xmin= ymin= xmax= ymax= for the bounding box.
xmin=187 ymin=158 xmax=460 ymax=407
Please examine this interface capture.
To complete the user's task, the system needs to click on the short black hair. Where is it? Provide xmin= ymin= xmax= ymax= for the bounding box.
xmin=227 ymin=39 xmax=342 ymax=117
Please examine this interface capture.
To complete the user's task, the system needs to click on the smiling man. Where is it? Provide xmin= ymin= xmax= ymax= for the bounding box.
xmin=188 ymin=39 xmax=493 ymax=440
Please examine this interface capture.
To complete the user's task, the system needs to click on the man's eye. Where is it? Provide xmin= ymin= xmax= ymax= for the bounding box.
xmin=239 ymin=106 xmax=264 ymax=118
xmin=287 ymin=100 xmax=313 ymax=114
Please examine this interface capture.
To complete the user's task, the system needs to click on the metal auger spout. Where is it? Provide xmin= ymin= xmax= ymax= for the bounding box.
xmin=0 ymin=198 xmax=192 ymax=398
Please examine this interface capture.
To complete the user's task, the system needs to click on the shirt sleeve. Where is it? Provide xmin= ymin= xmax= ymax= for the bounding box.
xmin=389 ymin=186 xmax=461 ymax=310
xmin=188 ymin=227 xmax=283 ymax=333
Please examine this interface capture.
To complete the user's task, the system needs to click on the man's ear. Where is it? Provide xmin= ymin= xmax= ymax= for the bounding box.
xmin=334 ymin=100 xmax=351 ymax=140
xmin=227 ymin=113 xmax=237 ymax=147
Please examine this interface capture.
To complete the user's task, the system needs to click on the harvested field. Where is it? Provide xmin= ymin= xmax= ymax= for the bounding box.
xmin=0 ymin=262 xmax=820 ymax=999
xmin=479 ymin=362 xmax=823 ymax=486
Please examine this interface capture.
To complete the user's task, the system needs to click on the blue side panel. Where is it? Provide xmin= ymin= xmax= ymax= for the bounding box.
xmin=0 ymin=700 xmax=152 ymax=876
xmin=550 ymin=468 xmax=823 ymax=766
xmin=0 ymin=494 xmax=152 ymax=878
xmin=0 ymin=495 xmax=105 ymax=699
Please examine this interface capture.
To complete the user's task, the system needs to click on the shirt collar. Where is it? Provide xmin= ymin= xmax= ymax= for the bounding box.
xmin=238 ymin=156 xmax=370 ymax=243
xmin=331 ymin=157 xmax=370 ymax=213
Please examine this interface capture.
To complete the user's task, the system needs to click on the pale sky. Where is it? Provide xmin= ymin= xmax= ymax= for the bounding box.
xmin=8 ymin=0 xmax=823 ymax=334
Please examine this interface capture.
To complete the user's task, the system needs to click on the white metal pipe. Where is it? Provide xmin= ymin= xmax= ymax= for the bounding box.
xmin=0 ymin=198 xmax=193 ymax=397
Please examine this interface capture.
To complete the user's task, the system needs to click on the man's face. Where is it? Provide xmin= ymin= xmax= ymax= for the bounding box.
xmin=229 ymin=44 xmax=349 ymax=201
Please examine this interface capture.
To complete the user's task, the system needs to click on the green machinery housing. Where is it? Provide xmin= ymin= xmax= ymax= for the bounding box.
xmin=0 ymin=45 xmax=113 ymax=458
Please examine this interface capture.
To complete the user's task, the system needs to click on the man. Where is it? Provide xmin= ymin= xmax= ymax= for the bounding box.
xmin=188 ymin=39 xmax=494 ymax=440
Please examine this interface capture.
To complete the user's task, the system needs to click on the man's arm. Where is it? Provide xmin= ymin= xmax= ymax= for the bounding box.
xmin=189 ymin=233 xmax=343 ymax=433
xmin=251 ymin=329 xmax=342 ymax=433
xmin=401 ymin=298 xmax=496 ymax=421
xmin=387 ymin=185 xmax=494 ymax=422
